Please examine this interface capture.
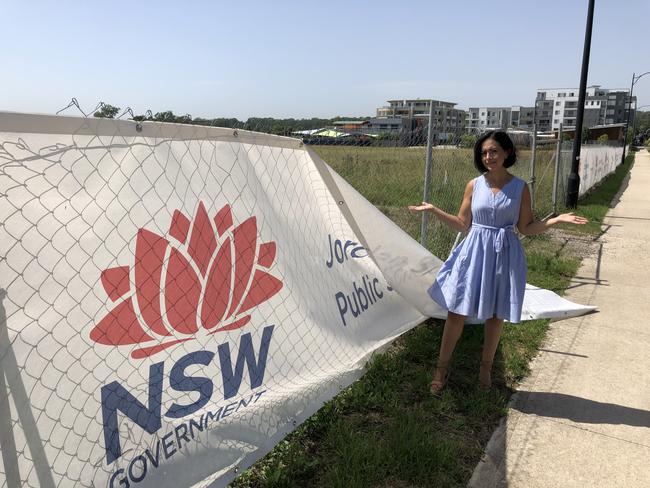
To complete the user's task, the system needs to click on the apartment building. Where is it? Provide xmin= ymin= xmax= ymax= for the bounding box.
xmin=465 ymin=106 xmax=536 ymax=133
xmin=466 ymin=107 xmax=509 ymax=132
xmin=510 ymin=106 xmax=536 ymax=129
xmin=536 ymin=86 xmax=635 ymax=132
xmin=375 ymin=99 xmax=466 ymax=139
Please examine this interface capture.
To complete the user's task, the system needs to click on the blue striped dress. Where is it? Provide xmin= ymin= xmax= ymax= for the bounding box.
xmin=428 ymin=174 xmax=527 ymax=323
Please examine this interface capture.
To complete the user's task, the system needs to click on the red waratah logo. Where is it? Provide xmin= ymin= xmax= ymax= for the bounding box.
xmin=90 ymin=202 xmax=282 ymax=359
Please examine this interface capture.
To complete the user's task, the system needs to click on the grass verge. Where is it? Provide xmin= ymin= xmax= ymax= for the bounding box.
xmin=231 ymin=153 xmax=635 ymax=488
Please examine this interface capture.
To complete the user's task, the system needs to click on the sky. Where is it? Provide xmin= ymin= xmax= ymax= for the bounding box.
xmin=1 ymin=0 xmax=649 ymax=120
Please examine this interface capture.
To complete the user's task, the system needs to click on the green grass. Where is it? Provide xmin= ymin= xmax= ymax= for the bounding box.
xmin=234 ymin=322 xmax=506 ymax=488
xmin=525 ymin=233 xmax=581 ymax=292
xmin=314 ymin=145 xmax=556 ymax=214
xmin=231 ymin=148 xmax=635 ymax=488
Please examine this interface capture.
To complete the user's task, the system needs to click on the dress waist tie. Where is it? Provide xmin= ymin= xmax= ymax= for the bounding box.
xmin=471 ymin=223 xmax=514 ymax=252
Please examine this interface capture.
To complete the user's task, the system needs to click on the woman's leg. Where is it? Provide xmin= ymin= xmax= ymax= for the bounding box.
xmin=432 ymin=311 xmax=466 ymax=385
xmin=480 ymin=316 xmax=504 ymax=387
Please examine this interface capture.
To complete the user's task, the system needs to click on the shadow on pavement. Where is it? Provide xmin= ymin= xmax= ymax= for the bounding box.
xmin=512 ymin=391 xmax=650 ymax=428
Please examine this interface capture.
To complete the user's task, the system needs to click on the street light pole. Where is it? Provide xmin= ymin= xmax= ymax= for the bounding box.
xmin=566 ymin=0 xmax=595 ymax=208
xmin=632 ymin=104 xmax=650 ymax=144
xmin=622 ymin=72 xmax=650 ymax=161
xmin=621 ymin=73 xmax=636 ymax=165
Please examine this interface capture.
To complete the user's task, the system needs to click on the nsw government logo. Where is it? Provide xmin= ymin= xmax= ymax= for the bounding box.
xmin=90 ymin=202 xmax=283 ymax=486
xmin=90 ymin=201 xmax=283 ymax=358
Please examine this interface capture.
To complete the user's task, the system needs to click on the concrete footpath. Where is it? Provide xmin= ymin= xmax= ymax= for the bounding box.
xmin=469 ymin=149 xmax=650 ymax=488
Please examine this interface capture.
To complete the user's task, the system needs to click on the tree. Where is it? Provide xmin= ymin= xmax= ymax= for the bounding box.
xmin=153 ymin=111 xmax=176 ymax=122
xmin=459 ymin=134 xmax=478 ymax=148
xmin=597 ymin=134 xmax=609 ymax=145
xmin=175 ymin=114 xmax=192 ymax=124
xmin=94 ymin=104 xmax=120 ymax=119
xmin=632 ymin=110 xmax=650 ymax=142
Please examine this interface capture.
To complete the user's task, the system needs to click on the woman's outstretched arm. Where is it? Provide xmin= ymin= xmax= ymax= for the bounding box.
xmin=517 ymin=184 xmax=588 ymax=236
xmin=408 ymin=179 xmax=474 ymax=233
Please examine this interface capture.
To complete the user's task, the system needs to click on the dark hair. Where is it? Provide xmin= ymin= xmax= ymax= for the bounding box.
xmin=473 ymin=131 xmax=517 ymax=172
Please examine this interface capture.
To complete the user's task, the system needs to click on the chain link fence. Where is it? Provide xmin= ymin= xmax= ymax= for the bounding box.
xmin=0 ymin=100 xmax=626 ymax=487
xmin=299 ymin=124 xmax=623 ymax=259
xmin=65 ymin=100 xmax=625 ymax=261
xmin=300 ymin=126 xmax=552 ymax=259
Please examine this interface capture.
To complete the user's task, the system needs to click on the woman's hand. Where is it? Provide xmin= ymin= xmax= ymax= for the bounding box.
xmin=408 ymin=202 xmax=435 ymax=214
xmin=554 ymin=212 xmax=589 ymax=225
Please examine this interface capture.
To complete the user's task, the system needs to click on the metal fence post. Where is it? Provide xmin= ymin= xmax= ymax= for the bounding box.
xmin=529 ymin=123 xmax=537 ymax=212
xmin=420 ymin=102 xmax=435 ymax=246
xmin=552 ymin=123 xmax=563 ymax=215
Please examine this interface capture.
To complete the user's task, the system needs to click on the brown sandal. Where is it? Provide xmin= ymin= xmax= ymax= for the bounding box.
xmin=479 ymin=361 xmax=493 ymax=390
xmin=430 ymin=361 xmax=450 ymax=395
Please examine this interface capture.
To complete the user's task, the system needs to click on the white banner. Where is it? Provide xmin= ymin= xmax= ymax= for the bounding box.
xmin=579 ymin=145 xmax=623 ymax=196
xmin=0 ymin=113 xmax=594 ymax=488
xmin=0 ymin=113 xmax=425 ymax=488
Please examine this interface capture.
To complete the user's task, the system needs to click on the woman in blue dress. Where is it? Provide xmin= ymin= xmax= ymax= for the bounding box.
xmin=409 ymin=131 xmax=587 ymax=393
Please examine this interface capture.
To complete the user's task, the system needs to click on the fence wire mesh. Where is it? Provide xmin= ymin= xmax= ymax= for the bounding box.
xmin=50 ymin=100 xmax=624 ymax=257
xmin=305 ymin=132 xmax=546 ymax=259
